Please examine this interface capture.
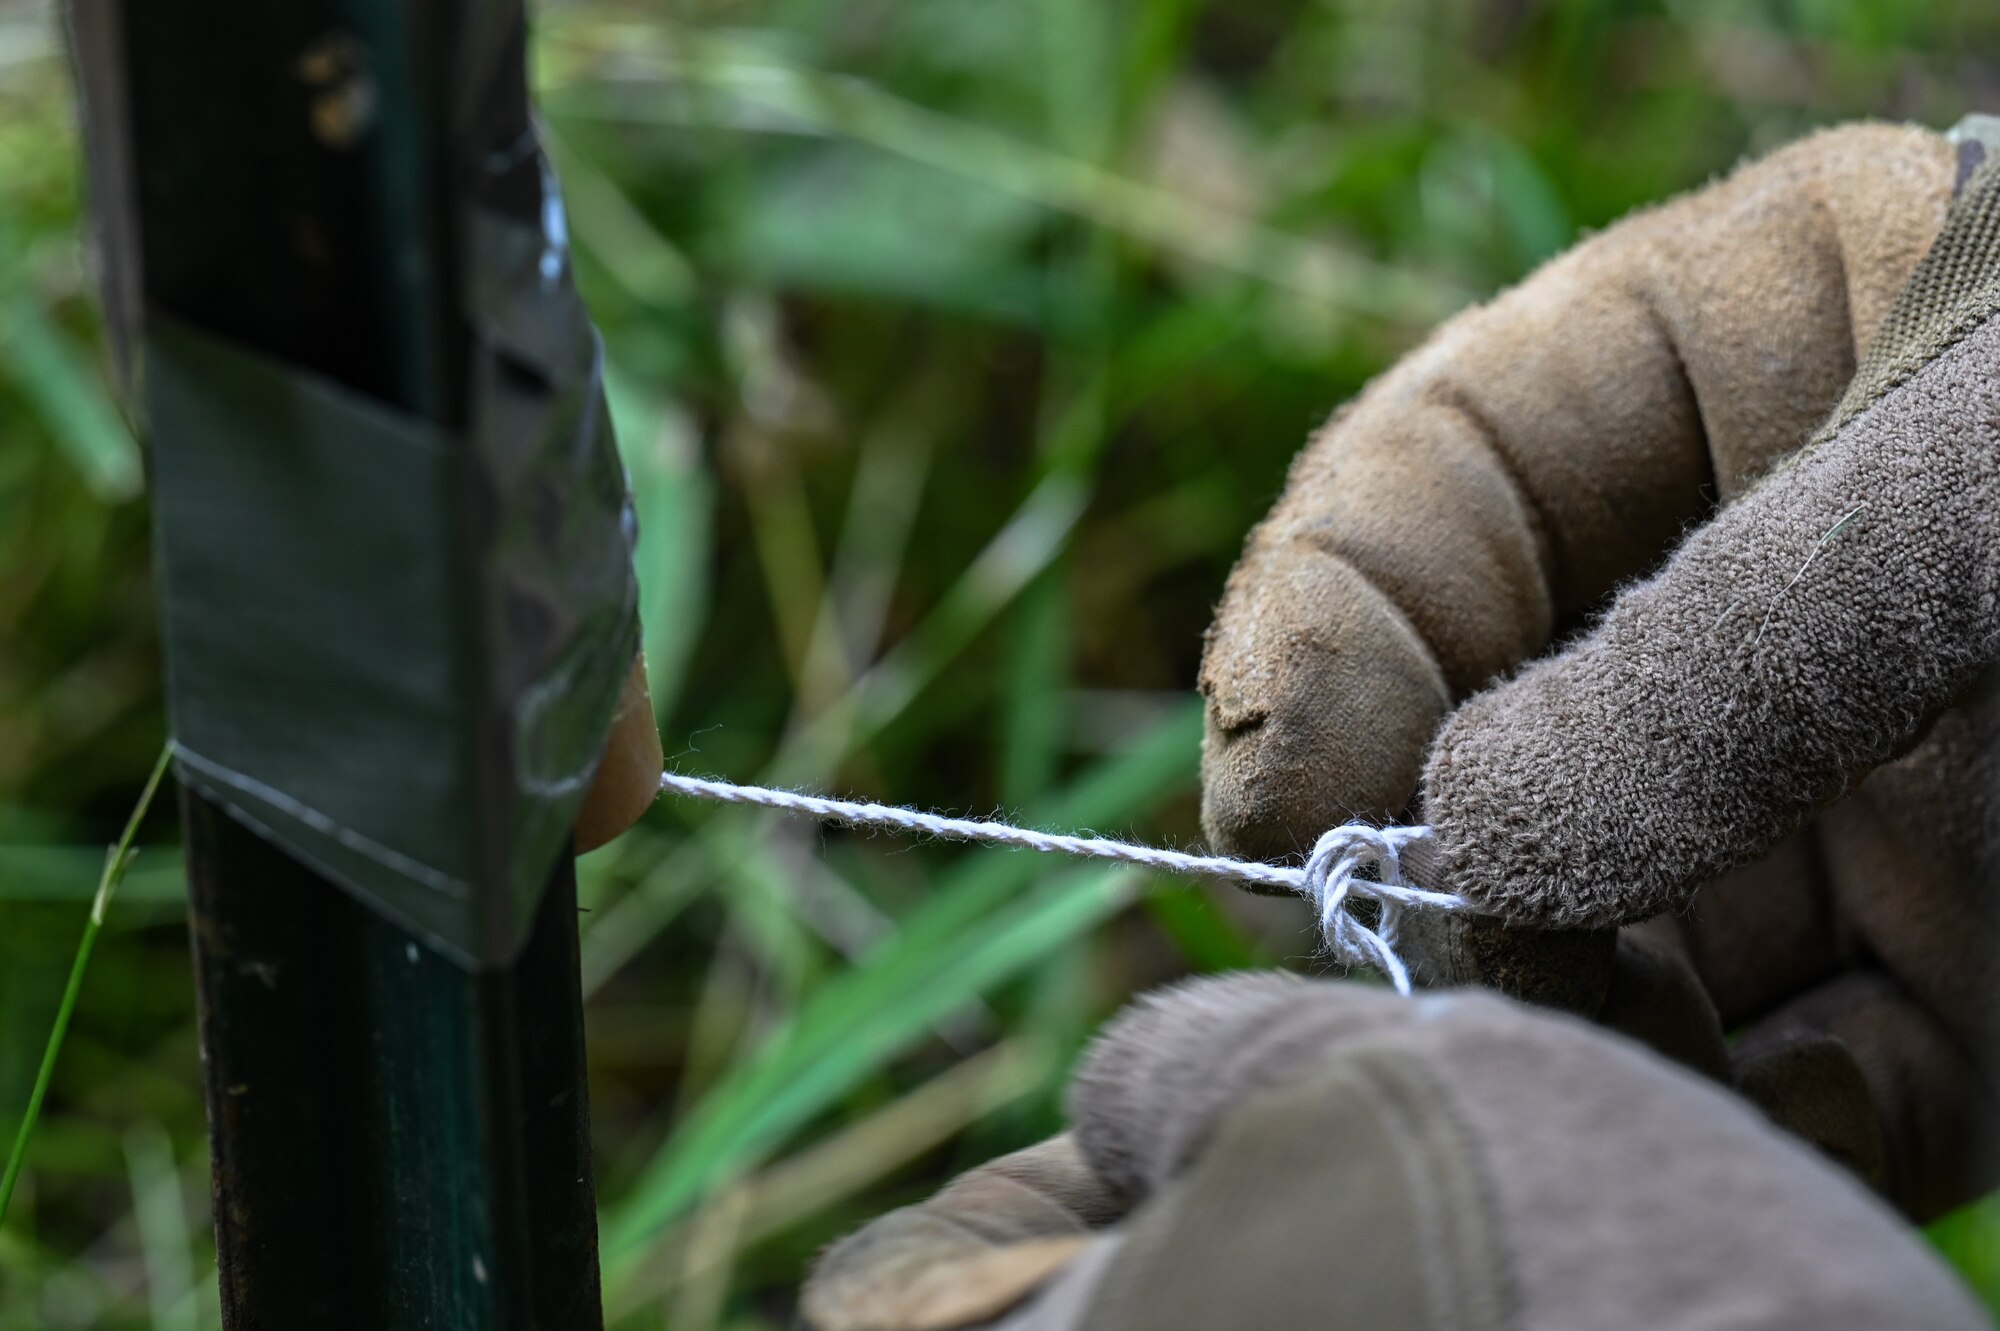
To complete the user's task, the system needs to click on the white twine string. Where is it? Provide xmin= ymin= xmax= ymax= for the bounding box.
xmin=657 ymin=770 xmax=1476 ymax=995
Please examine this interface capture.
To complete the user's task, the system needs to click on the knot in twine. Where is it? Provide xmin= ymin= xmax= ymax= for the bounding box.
xmin=658 ymin=772 xmax=1477 ymax=994
xmin=1292 ymin=822 xmax=1466 ymax=995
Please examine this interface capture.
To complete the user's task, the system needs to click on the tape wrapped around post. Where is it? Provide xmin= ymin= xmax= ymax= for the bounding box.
xmin=73 ymin=5 xmax=640 ymax=967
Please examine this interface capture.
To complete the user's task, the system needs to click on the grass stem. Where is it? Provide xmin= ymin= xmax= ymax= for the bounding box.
xmin=0 ymin=741 xmax=172 ymax=1226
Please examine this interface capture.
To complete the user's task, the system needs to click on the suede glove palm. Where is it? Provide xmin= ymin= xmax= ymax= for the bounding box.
xmin=803 ymin=975 xmax=1988 ymax=1331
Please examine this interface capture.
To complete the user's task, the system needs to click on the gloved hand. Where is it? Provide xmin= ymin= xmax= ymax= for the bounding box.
xmin=574 ymin=655 xmax=664 ymax=852
xmin=802 ymin=974 xmax=1989 ymax=1331
xmin=1198 ymin=118 xmax=2000 ymax=1219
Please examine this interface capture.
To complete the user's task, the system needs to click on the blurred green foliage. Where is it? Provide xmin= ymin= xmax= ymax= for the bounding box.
xmin=2 ymin=0 xmax=1998 ymax=1325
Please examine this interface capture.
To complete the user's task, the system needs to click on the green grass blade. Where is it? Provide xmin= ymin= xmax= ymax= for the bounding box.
xmin=604 ymin=360 xmax=714 ymax=724
xmin=0 ymin=846 xmax=183 ymax=906
xmin=600 ymin=700 xmax=1201 ymax=1259
xmin=669 ymin=699 xmax=1197 ymax=1113
xmin=545 ymin=124 xmax=698 ymax=311
xmin=583 ymin=472 xmax=1092 ymax=992
xmin=1929 ymin=1194 xmax=2000 ymax=1316
xmin=540 ymin=27 xmax=1465 ymax=324
xmin=997 ymin=574 xmax=1069 ymax=807
xmin=603 ymin=862 xmax=1138 ymax=1268
xmin=0 ymin=292 xmax=142 ymax=501
xmin=0 ymin=742 xmax=171 ymax=1226
xmin=791 ymin=409 xmax=935 ymax=727
xmin=775 ymin=471 xmax=1089 ymax=782
xmin=124 ymin=1121 xmax=198 ymax=1331
xmin=1142 ymin=885 xmax=1263 ymax=973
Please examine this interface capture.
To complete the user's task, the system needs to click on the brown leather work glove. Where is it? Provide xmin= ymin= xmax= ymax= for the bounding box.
xmin=802 ymin=974 xmax=1989 ymax=1331
xmin=1198 ymin=119 xmax=2000 ymax=1220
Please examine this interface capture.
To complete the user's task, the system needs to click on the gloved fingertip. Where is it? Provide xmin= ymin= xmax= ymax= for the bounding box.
xmin=1068 ymin=972 xmax=1310 ymax=1203
xmin=575 ymin=655 xmax=663 ymax=853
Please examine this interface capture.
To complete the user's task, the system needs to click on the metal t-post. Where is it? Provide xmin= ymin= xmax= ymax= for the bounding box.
xmin=69 ymin=3 xmax=610 ymax=1325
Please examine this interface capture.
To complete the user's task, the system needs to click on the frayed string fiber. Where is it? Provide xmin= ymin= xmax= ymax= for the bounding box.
xmin=658 ymin=770 xmax=1475 ymax=995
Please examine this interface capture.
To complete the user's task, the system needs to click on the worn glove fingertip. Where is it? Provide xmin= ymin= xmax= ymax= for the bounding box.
xmin=1067 ymin=972 xmax=1309 ymax=1203
xmin=575 ymin=655 xmax=663 ymax=853
xmin=1199 ymin=551 xmax=1449 ymax=867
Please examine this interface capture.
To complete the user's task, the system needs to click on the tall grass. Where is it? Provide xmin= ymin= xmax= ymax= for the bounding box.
xmin=3 ymin=1 xmax=1998 ymax=1326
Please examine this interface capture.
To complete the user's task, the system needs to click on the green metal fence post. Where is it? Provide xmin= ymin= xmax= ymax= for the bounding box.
xmin=68 ymin=3 xmax=620 ymax=1324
